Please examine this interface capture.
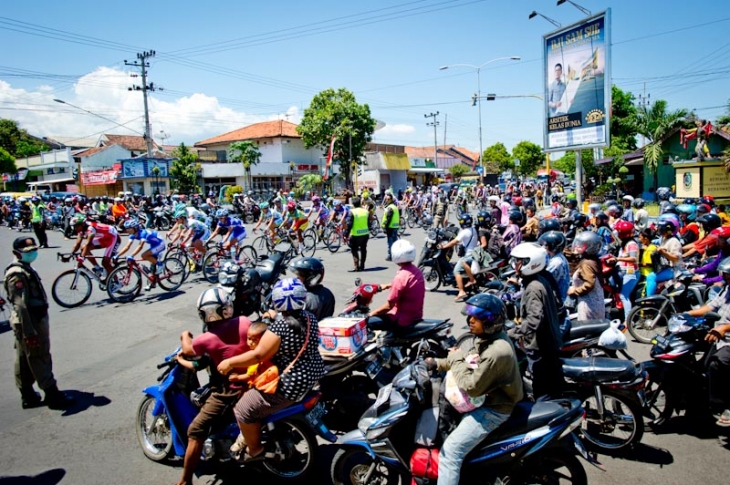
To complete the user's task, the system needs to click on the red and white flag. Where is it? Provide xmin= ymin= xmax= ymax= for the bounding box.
xmin=323 ymin=134 xmax=336 ymax=181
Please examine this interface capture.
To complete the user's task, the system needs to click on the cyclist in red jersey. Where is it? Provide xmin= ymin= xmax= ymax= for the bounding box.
xmin=69 ymin=214 xmax=120 ymax=278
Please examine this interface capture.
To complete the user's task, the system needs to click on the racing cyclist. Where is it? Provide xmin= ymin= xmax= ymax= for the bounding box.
xmin=252 ymin=202 xmax=284 ymax=241
xmin=116 ymin=219 xmax=166 ymax=290
xmin=283 ymin=200 xmax=309 ymax=254
xmin=207 ymin=209 xmax=248 ymax=259
xmin=308 ymin=195 xmax=330 ymax=236
xmin=328 ymin=200 xmax=350 ymax=231
xmin=68 ymin=214 xmax=120 ymax=280
xmin=169 ymin=211 xmax=210 ymax=261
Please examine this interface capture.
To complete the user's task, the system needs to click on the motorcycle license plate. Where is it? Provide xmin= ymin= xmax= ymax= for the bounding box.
xmin=366 ymin=358 xmax=383 ymax=379
xmin=305 ymin=402 xmax=326 ymax=426
xmin=374 ymin=383 xmax=393 ymax=408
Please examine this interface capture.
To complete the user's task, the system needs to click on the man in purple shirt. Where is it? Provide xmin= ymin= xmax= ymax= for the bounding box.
xmin=369 ymin=239 xmax=425 ymax=328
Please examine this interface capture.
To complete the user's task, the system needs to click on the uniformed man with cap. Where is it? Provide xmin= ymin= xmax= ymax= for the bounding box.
xmin=4 ymin=237 xmax=74 ymax=409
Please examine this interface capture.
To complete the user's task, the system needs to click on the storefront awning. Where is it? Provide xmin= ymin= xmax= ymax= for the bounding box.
xmin=382 ymin=153 xmax=411 ymax=170
xmin=408 ymin=168 xmax=443 ymax=173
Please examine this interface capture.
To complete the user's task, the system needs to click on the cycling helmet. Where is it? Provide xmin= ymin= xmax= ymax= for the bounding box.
xmin=711 ymin=227 xmax=730 ymax=239
xmin=573 ymin=212 xmax=588 ymax=228
xmin=271 ymin=277 xmax=307 ymax=312
xmin=458 ymin=214 xmax=473 ymax=228
xmin=286 ymin=200 xmax=296 ymax=211
xmin=215 ymin=208 xmax=229 ymax=218
xmin=538 ymin=218 xmax=562 ymax=235
xmin=588 ymin=203 xmax=601 ymax=213
xmin=476 ymin=210 xmax=490 ymax=227
xmin=259 ymin=202 xmax=269 ymax=209
xmin=614 ymin=220 xmax=635 ymax=240
xmin=509 ymin=243 xmax=548 ymax=276
xmin=69 ymin=214 xmax=86 ymax=226
xmin=697 ymin=213 xmax=721 ymax=231
xmin=677 ymin=204 xmax=697 ymax=221
xmin=391 ymin=239 xmax=417 ymax=264
xmin=123 ymin=219 xmax=140 ymax=230
xmin=461 ymin=293 xmax=506 ymax=333
xmin=311 ymin=195 xmax=320 ymax=204
xmin=174 ymin=210 xmax=187 ymax=220
xmin=633 ymin=198 xmax=645 ymax=209
xmin=508 ymin=210 xmax=523 ymax=224
xmin=196 ymin=287 xmax=233 ymax=323
xmin=333 ymin=200 xmax=342 ymax=207
xmin=288 ymin=257 xmax=325 ymax=288
xmin=572 ymin=231 xmax=602 ymax=257
xmin=538 ymin=231 xmax=567 ymax=253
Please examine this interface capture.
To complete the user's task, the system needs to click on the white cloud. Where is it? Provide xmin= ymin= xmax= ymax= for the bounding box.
xmin=0 ymin=67 xmax=299 ymax=146
xmin=377 ymin=123 xmax=415 ymax=135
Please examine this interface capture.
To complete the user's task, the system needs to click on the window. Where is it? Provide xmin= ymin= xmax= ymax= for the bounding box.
xmin=151 ymin=180 xmax=167 ymax=195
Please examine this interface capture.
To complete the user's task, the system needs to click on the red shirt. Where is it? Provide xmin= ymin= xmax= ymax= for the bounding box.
xmin=192 ymin=316 xmax=252 ymax=367
xmin=387 ymin=263 xmax=426 ymax=327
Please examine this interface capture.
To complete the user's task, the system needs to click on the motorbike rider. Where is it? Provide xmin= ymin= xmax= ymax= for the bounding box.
xmin=684 ymin=213 xmax=723 ymax=259
xmin=439 ymin=214 xmax=478 ymax=302
xmin=502 ymin=211 xmax=523 ymax=257
xmin=646 ymin=219 xmax=683 ymax=296
xmin=110 ymin=197 xmax=127 ymax=225
xmin=677 ymin=203 xmax=700 ymax=245
xmin=633 ymin=198 xmax=648 ymax=231
xmin=686 ymin=256 xmax=730 ymax=427
xmin=521 ymin=205 xmax=539 ymax=242
xmin=509 ymin=243 xmax=565 ymax=398
xmin=368 ymin=239 xmax=425 ymax=328
xmin=693 ymin=227 xmax=730 ymax=285
xmin=174 ymin=288 xmax=252 ymax=485
xmin=568 ymin=231 xmax=605 ymax=321
xmin=612 ymin=221 xmax=640 ymax=318
xmin=288 ymin=257 xmax=335 ymax=321
xmin=426 ymin=293 xmax=523 ymax=485
xmin=538 ymin=231 xmax=570 ymax=301
xmin=621 ymin=195 xmax=635 ymax=222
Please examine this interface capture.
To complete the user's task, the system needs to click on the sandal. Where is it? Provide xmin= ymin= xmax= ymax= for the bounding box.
xmin=240 ymin=449 xmax=266 ymax=464
xmin=716 ymin=409 xmax=730 ymax=427
xmin=454 ymin=294 xmax=468 ymax=303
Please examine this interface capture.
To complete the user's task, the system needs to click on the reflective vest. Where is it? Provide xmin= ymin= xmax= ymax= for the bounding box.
xmin=382 ymin=203 xmax=400 ymax=229
xmin=350 ymin=207 xmax=370 ymax=237
xmin=31 ymin=204 xmax=44 ymax=223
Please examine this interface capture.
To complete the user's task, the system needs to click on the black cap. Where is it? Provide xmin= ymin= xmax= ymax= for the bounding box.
xmin=13 ymin=237 xmax=39 ymax=253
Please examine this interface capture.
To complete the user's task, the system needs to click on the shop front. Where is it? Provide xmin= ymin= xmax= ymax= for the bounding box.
xmin=81 ymin=165 xmax=123 ymax=197
xmin=118 ymin=158 xmax=171 ymax=196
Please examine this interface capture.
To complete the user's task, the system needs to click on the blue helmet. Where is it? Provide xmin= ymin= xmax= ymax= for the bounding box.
xmin=215 ymin=208 xmax=229 ymax=218
xmin=677 ymin=204 xmax=697 ymax=221
xmin=271 ymin=278 xmax=307 ymax=312
xmin=123 ymin=219 xmax=140 ymax=230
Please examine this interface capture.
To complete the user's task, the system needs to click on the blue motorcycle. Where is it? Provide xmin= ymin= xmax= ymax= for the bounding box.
xmin=331 ymin=361 xmax=603 ymax=485
xmin=136 ymin=348 xmax=336 ymax=482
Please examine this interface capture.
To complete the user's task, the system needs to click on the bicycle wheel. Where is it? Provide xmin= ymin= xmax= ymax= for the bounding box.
xmin=301 ymin=231 xmax=317 ymax=257
xmin=236 ymin=245 xmax=258 ymax=267
xmin=324 ymin=228 xmax=341 ymax=253
xmin=302 ymin=228 xmax=318 ymax=247
xmin=52 ymin=269 xmax=93 ymax=308
xmin=158 ymin=257 xmax=185 ymax=291
xmin=252 ymin=235 xmax=271 ymax=255
xmin=202 ymin=251 xmax=225 ymax=284
xmin=106 ymin=266 xmax=142 ymax=303
xmin=165 ymin=249 xmax=191 ymax=282
xmin=407 ymin=211 xmax=416 ymax=228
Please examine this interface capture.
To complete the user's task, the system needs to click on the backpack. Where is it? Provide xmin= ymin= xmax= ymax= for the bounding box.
xmin=410 ymin=448 xmax=439 ymax=485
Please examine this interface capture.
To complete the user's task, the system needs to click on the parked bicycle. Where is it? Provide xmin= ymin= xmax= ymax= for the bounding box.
xmin=106 ymin=257 xmax=185 ymax=303
xmin=52 ymin=252 xmax=115 ymax=308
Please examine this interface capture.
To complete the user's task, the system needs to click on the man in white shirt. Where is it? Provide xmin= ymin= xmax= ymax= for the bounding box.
xmin=438 ymin=214 xmax=478 ymax=302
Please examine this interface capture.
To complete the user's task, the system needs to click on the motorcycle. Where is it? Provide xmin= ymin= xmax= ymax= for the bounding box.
xmin=642 ymin=312 xmax=722 ymax=427
xmin=151 ymin=206 xmax=172 ymax=231
xmin=626 ymin=268 xmax=708 ymax=344
xmin=331 ymin=360 xmax=601 ymax=485
xmin=136 ymin=348 xmax=336 ymax=481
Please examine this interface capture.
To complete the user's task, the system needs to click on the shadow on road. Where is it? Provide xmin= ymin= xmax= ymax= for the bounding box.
xmin=0 ymin=468 xmax=66 ymax=484
xmin=0 ymin=321 xmax=11 ymax=335
xmin=596 ymin=442 xmax=674 ymax=466
xmin=360 ymin=266 xmax=388 ymax=273
xmin=649 ymin=415 xmax=727 ymax=440
xmin=60 ymin=390 xmax=111 ymax=417
xmin=141 ymin=290 xmax=186 ymax=304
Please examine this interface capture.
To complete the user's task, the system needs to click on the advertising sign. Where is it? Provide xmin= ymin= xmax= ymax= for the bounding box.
xmin=148 ymin=159 xmax=169 ymax=177
xmin=543 ymin=10 xmax=611 ymax=152
xmin=122 ymin=160 xmax=145 ymax=178
xmin=82 ymin=169 xmax=119 ymax=186
xmin=675 ymin=166 xmax=701 ymax=199
xmin=703 ymin=166 xmax=730 ymax=198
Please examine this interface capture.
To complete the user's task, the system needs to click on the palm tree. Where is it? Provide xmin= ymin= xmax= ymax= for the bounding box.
xmin=635 ymin=100 xmax=687 ymax=198
xmin=722 ymin=146 xmax=730 ymax=173
xmin=228 ymin=141 xmax=261 ymax=191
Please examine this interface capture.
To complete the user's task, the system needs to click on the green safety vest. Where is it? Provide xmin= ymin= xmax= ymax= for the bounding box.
xmin=350 ymin=207 xmax=370 ymax=237
xmin=31 ymin=203 xmax=44 ymax=223
xmin=99 ymin=202 xmax=108 ymax=212
xmin=382 ymin=203 xmax=400 ymax=229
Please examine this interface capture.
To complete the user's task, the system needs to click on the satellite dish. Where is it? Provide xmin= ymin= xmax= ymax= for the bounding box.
xmin=374 ymin=119 xmax=386 ymax=131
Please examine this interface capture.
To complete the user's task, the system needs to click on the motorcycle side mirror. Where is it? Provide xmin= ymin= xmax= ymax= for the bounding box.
xmin=354 ymin=277 xmax=362 ymax=287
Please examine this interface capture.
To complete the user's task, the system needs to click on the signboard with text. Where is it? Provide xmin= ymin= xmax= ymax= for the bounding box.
xmin=82 ymin=169 xmax=120 ymax=186
xmin=703 ymin=166 xmax=730 ymax=198
xmin=543 ymin=10 xmax=611 ymax=152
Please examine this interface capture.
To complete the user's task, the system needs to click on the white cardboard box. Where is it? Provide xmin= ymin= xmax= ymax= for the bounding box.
xmin=318 ymin=317 xmax=368 ymax=356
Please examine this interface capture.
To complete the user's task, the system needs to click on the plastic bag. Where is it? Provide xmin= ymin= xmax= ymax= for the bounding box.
xmin=444 ymin=354 xmax=485 ymax=413
xmin=598 ymin=320 xmax=627 ymax=350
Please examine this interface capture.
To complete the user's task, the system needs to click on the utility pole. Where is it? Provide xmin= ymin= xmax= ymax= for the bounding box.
xmin=425 ymin=112 xmax=440 ymax=174
xmin=126 ymin=50 xmax=160 ymax=157
xmin=637 ymin=83 xmax=651 ymax=148
xmin=443 ymin=113 xmax=448 ymax=149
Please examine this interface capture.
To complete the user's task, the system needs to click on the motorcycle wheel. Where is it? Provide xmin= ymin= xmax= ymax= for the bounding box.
xmin=261 ymin=418 xmax=317 ymax=482
xmin=644 ymin=373 xmax=673 ymax=428
xmin=330 ymin=447 xmax=405 ymax=485
xmin=580 ymin=389 xmax=644 ymax=451
xmin=136 ymin=395 xmax=174 ymax=462
xmin=106 ymin=266 xmax=142 ymax=303
xmin=626 ymin=306 xmax=667 ymax=344
xmin=515 ymin=450 xmax=587 ymax=485
xmin=157 ymin=257 xmax=185 ymax=291
xmin=52 ymin=269 xmax=93 ymax=308
xmin=419 ymin=264 xmax=441 ymax=292
xmin=202 ymin=252 xmax=224 ymax=284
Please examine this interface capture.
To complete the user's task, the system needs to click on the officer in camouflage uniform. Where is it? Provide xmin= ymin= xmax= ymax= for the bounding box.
xmin=4 ymin=237 xmax=74 ymax=409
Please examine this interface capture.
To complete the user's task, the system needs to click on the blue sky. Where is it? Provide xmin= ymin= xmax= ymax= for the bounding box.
xmin=0 ymin=0 xmax=728 ymax=152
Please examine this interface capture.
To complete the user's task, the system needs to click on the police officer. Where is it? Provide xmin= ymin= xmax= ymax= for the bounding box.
xmin=4 ymin=237 xmax=74 ymax=409
xmin=30 ymin=196 xmax=49 ymax=248
xmin=346 ymin=197 xmax=370 ymax=272
xmin=381 ymin=192 xmax=400 ymax=261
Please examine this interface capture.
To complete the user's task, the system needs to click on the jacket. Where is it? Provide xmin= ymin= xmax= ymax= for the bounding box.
xmin=515 ymin=272 xmax=562 ymax=358
xmin=571 ymin=258 xmax=600 ymax=297
xmin=436 ymin=330 xmax=523 ymax=415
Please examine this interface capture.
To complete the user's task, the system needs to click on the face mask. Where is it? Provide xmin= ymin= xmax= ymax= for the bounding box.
xmin=20 ymin=250 xmax=38 ymax=263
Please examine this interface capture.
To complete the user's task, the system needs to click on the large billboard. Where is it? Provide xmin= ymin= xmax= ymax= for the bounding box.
xmin=543 ymin=10 xmax=611 ymax=152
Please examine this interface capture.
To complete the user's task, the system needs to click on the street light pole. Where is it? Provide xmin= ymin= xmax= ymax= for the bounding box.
xmin=439 ymin=56 xmax=520 ymax=181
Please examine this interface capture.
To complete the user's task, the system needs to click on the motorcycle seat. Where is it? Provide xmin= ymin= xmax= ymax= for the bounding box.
xmin=391 ymin=319 xmax=449 ymax=338
xmin=567 ymin=319 xmax=611 ymax=340
xmin=635 ymin=295 xmax=666 ymax=305
xmin=561 ymin=357 xmax=638 ymax=383
xmin=488 ymin=400 xmax=568 ymax=441
xmin=255 ymin=252 xmax=283 ymax=283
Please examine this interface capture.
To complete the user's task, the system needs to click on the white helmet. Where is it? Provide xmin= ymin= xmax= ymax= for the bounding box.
xmin=196 ymin=287 xmax=233 ymax=323
xmin=271 ymin=277 xmax=307 ymax=312
xmin=488 ymin=195 xmax=500 ymax=203
xmin=622 ymin=195 xmax=634 ymax=203
xmin=391 ymin=239 xmax=416 ymax=264
xmin=509 ymin=243 xmax=547 ymax=276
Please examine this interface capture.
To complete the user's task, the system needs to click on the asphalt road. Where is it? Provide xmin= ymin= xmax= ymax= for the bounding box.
xmin=0 ymin=219 xmax=727 ymax=485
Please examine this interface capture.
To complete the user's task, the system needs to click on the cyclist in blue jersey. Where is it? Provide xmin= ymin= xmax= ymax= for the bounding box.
xmin=207 ymin=209 xmax=247 ymax=255
xmin=116 ymin=219 xmax=166 ymax=290
xmin=328 ymin=200 xmax=350 ymax=229
xmin=169 ymin=211 xmax=210 ymax=257
xmin=253 ymin=201 xmax=284 ymax=239
xmin=308 ymin=195 xmax=330 ymax=231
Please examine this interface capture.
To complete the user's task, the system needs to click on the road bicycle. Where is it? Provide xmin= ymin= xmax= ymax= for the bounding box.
xmin=321 ymin=222 xmax=344 ymax=253
xmin=165 ymin=241 xmax=218 ymax=283
xmin=106 ymin=257 xmax=185 ymax=303
xmin=201 ymin=242 xmax=258 ymax=284
xmin=252 ymin=226 xmax=316 ymax=258
xmin=52 ymin=252 xmax=115 ymax=308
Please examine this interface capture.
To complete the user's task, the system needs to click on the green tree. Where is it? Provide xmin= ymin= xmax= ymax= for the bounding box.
xmin=229 ymin=140 xmax=261 ymax=190
xmin=482 ymin=142 xmax=513 ymax=172
xmin=296 ymin=173 xmax=323 ymax=193
xmin=449 ymin=163 xmax=470 ymax=181
xmin=15 ymin=139 xmax=48 ymax=158
xmin=635 ymin=99 xmax=688 ymax=195
xmin=610 ymin=85 xmax=639 ymax=150
xmin=511 ymin=141 xmax=543 ymax=176
xmin=0 ymin=118 xmax=49 ymax=157
xmin=0 ymin=146 xmax=16 ymax=173
xmin=169 ymin=143 xmax=201 ymax=194
xmin=297 ymin=88 xmax=376 ymax=189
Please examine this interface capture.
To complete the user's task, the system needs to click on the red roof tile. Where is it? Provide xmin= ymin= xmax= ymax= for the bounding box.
xmin=103 ymin=134 xmax=158 ymax=152
xmin=194 ymin=120 xmax=300 ymax=147
xmin=76 ymin=144 xmax=117 ymax=157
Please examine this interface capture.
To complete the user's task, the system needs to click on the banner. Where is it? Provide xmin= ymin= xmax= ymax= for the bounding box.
xmin=82 ymin=169 xmax=119 ymax=186
xmin=543 ymin=10 xmax=611 ymax=152
xmin=323 ymin=135 xmax=336 ymax=181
